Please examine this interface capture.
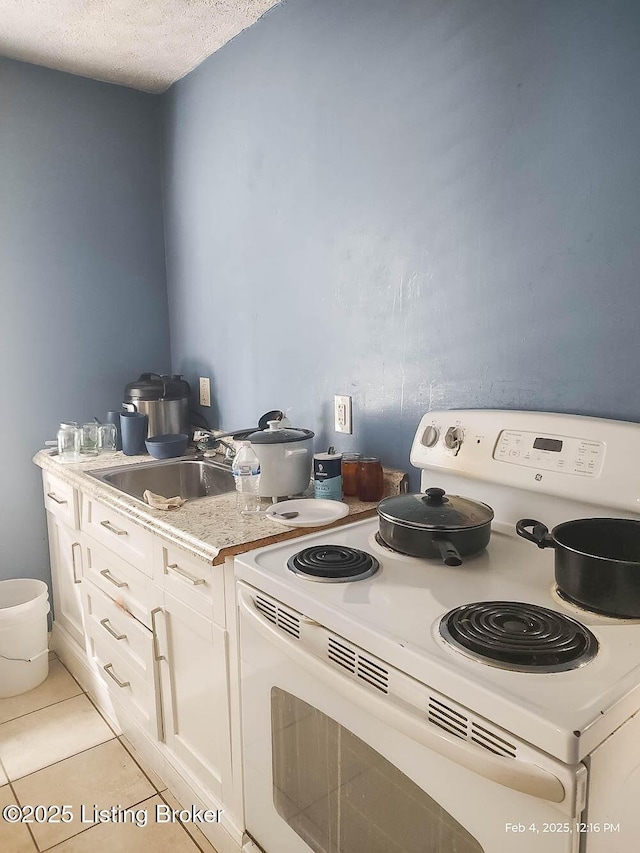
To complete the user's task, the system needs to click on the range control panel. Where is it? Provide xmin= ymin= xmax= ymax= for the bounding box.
xmin=494 ymin=430 xmax=604 ymax=477
xmin=410 ymin=410 xmax=640 ymax=512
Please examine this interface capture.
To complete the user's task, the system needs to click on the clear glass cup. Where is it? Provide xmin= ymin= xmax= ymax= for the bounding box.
xmin=57 ymin=424 xmax=80 ymax=462
xmin=80 ymin=423 xmax=100 ymax=457
xmin=98 ymin=423 xmax=118 ymax=455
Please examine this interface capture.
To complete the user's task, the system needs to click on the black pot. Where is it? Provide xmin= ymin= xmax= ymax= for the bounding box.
xmin=516 ymin=517 xmax=640 ymax=618
xmin=377 ymin=488 xmax=494 ymax=566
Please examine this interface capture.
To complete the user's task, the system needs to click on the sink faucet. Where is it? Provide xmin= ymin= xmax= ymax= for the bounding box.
xmin=193 ymin=429 xmax=237 ymax=460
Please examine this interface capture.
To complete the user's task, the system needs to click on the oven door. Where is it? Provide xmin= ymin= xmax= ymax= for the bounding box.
xmin=238 ymin=583 xmax=586 ymax=853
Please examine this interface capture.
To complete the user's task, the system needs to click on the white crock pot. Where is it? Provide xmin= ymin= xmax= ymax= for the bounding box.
xmin=247 ymin=421 xmax=315 ymax=500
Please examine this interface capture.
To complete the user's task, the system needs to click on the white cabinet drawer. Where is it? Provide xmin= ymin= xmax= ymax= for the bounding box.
xmin=153 ymin=539 xmax=225 ymax=626
xmin=88 ymin=628 xmax=161 ymax=739
xmin=83 ymin=580 xmax=155 ymax=680
xmin=83 ymin=536 xmax=158 ymax=630
xmin=43 ymin=470 xmax=79 ymax=529
xmin=82 ymin=498 xmax=152 ymax=575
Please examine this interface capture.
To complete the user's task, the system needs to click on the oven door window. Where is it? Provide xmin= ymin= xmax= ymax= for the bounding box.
xmin=271 ymin=687 xmax=484 ymax=853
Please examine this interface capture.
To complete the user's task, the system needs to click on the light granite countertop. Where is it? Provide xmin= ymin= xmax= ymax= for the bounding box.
xmin=34 ymin=449 xmax=407 ymax=566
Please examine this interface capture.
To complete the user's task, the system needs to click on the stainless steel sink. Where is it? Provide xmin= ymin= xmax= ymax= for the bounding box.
xmin=88 ymin=457 xmax=235 ymax=502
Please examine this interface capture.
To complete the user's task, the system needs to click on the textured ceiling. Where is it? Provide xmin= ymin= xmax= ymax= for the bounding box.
xmin=0 ymin=0 xmax=281 ymax=93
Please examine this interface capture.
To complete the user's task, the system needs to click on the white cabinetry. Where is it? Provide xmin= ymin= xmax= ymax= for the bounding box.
xmin=43 ymin=471 xmax=84 ymax=649
xmin=82 ymin=579 xmax=163 ymax=739
xmin=83 ymin=537 xmax=156 ymax=628
xmin=82 ymin=496 xmax=152 ymax=575
xmin=76 ymin=496 xmax=163 ymax=743
xmin=42 ymin=469 xmax=243 ymax=852
xmin=156 ymin=589 xmax=231 ymax=799
xmin=152 ymin=540 xmax=233 ymax=804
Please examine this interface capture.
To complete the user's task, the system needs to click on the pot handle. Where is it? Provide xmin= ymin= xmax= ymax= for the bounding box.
xmin=433 ymin=537 xmax=463 ymax=567
xmin=284 ymin=447 xmax=309 ymax=458
xmin=516 ymin=519 xmax=555 ymax=549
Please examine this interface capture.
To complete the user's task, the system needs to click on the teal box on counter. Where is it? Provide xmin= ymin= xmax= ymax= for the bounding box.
xmin=313 ymin=451 xmax=342 ymax=501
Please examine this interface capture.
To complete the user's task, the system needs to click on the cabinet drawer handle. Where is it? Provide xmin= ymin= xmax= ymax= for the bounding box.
xmin=103 ymin=663 xmax=130 ymax=689
xmin=150 ymin=608 xmax=166 ymax=662
xmin=100 ymin=569 xmax=128 ymax=589
xmin=100 ymin=618 xmax=126 ymax=641
xmin=100 ymin=519 xmax=128 ymax=536
xmin=47 ymin=491 xmax=68 ymax=505
xmin=166 ymin=563 xmax=206 ymax=586
xmin=71 ymin=542 xmax=82 ymax=584
xmin=150 ymin=608 xmax=166 ymax=742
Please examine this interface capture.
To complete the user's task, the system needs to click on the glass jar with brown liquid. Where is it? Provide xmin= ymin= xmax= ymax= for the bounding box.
xmin=356 ymin=457 xmax=384 ymax=502
xmin=341 ymin=453 xmax=362 ymax=496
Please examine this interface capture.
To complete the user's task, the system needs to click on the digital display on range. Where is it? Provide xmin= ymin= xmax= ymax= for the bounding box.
xmin=533 ymin=437 xmax=563 ymax=453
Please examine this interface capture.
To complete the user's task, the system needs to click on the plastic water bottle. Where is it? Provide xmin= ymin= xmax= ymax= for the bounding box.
xmin=232 ymin=441 xmax=261 ymax=514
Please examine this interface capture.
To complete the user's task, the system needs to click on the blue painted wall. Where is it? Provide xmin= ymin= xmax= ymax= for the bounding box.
xmin=1 ymin=58 xmax=170 ymax=585
xmin=162 ymin=0 xmax=640 ymax=486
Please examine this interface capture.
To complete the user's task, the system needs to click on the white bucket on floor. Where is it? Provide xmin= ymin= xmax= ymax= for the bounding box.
xmin=0 ymin=579 xmax=50 ymax=698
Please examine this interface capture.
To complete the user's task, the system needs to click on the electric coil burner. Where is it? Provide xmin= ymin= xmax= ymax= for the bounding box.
xmin=440 ymin=601 xmax=598 ymax=673
xmin=287 ymin=545 xmax=379 ymax=583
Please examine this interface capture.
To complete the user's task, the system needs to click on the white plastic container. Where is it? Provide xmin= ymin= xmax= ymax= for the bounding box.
xmin=0 ymin=579 xmax=50 ymax=698
xmin=232 ymin=441 xmax=261 ymax=514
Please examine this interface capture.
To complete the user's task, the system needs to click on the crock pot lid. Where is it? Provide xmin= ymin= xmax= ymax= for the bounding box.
xmin=125 ymin=373 xmax=190 ymax=401
xmin=247 ymin=427 xmax=315 ymax=444
xmin=377 ymin=488 xmax=494 ymax=531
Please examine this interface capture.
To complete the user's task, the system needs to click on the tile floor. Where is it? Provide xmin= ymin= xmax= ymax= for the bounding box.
xmin=0 ymin=655 xmax=220 ymax=852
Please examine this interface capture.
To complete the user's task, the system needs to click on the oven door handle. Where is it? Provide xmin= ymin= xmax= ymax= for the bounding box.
xmin=238 ymin=587 xmax=574 ymax=809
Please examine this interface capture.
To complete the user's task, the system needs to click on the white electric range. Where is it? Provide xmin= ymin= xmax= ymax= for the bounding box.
xmin=235 ymin=411 xmax=640 ymax=853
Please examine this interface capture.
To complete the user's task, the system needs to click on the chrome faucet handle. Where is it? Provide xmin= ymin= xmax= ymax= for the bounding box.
xmin=215 ymin=438 xmax=237 ymax=459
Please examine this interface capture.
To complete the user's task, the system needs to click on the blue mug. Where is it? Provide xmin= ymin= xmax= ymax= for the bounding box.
xmin=120 ymin=411 xmax=148 ymax=456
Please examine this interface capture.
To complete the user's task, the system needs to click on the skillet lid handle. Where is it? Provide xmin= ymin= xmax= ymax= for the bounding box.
xmin=516 ymin=519 xmax=555 ymax=549
xmin=423 ymin=487 xmax=448 ymax=505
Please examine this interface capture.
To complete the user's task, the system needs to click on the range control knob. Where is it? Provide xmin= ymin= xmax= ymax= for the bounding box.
xmin=421 ymin=425 xmax=440 ymax=448
xmin=444 ymin=426 xmax=464 ymax=454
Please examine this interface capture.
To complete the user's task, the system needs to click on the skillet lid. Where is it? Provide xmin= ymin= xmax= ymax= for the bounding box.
xmin=377 ymin=487 xmax=494 ymax=531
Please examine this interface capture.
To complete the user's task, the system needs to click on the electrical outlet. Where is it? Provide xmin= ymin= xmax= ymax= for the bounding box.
xmin=334 ymin=395 xmax=352 ymax=434
xmin=199 ymin=377 xmax=211 ymax=407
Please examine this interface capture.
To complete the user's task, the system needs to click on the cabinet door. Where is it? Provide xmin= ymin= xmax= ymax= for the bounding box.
xmin=156 ymin=591 xmax=232 ymax=801
xmin=46 ymin=511 xmax=85 ymax=648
